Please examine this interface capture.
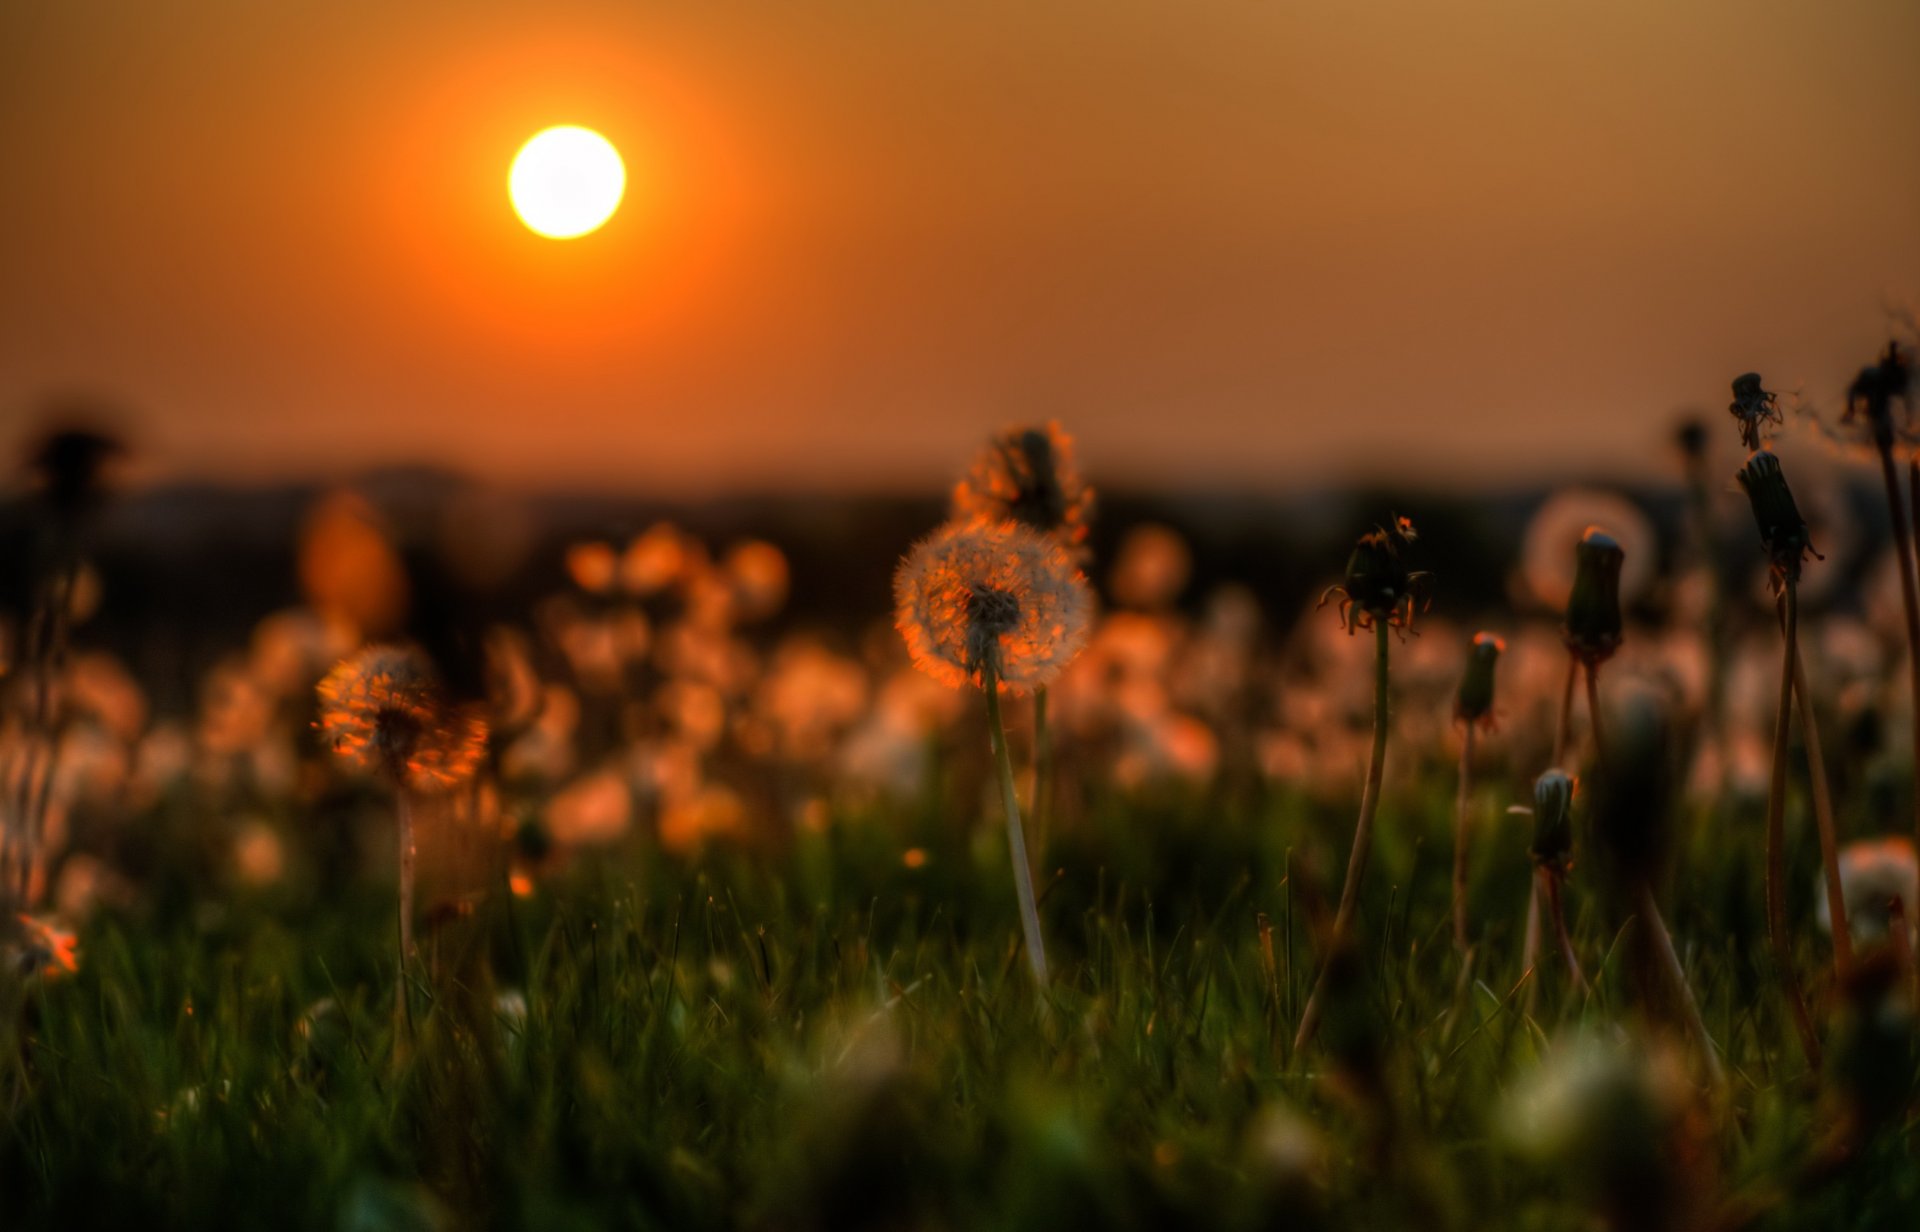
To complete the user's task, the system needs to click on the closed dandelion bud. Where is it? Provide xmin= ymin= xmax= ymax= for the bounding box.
xmin=1531 ymin=769 xmax=1575 ymax=872
xmin=1735 ymin=450 xmax=1817 ymax=587
xmin=1324 ymin=517 xmax=1427 ymax=633
xmin=1455 ymin=631 xmax=1504 ymax=728
xmin=1344 ymin=530 xmax=1407 ymax=614
xmin=1563 ymin=527 xmax=1624 ymax=666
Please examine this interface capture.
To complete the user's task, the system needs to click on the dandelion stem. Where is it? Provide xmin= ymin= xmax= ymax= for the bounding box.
xmin=1293 ymin=620 xmax=1391 ymax=1056
xmin=1583 ymin=663 xmax=1608 ymax=771
xmin=1787 ymin=637 xmax=1852 ymax=977
xmin=1553 ymin=655 xmax=1576 ymax=767
xmin=1878 ymin=448 xmax=1920 ymax=844
xmin=1452 ymin=724 xmax=1475 ymax=956
xmin=1638 ymin=880 xmax=1727 ymax=1090
xmin=1520 ymin=875 xmax=1542 ymax=1018
xmin=1540 ymin=866 xmax=1588 ymax=999
xmin=985 ymin=663 xmax=1048 ymax=987
xmin=1765 ymin=581 xmax=1822 ymax=1071
xmin=396 ymin=786 xmax=419 ymax=1050
xmin=1031 ymin=685 xmax=1051 ymax=846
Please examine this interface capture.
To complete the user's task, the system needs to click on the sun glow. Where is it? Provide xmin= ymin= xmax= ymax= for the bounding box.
xmin=509 ymin=126 xmax=626 ymax=239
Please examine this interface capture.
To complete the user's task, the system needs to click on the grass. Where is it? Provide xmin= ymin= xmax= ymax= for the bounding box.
xmin=5 ymin=766 xmax=1916 ymax=1231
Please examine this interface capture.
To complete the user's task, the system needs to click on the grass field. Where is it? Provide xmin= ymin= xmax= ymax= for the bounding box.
xmin=5 ymin=768 xmax=1915 ymax=1231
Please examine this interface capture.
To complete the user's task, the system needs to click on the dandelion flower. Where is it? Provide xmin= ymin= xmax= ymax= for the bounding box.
xmin=894 ymin=519 xmax=1093 ymax=693
xmin=316 ymin=646 xmax=487 ymax=792
xmin=950 ymin=422 xmax=1095 ymax=560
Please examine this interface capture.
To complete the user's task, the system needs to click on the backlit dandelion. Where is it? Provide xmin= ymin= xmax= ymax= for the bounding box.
xmin=950 ymin=422 xmax=1094 ymax=561
xmin=894 ymin=519 xmax=1093 ymax=694
xmin=895 ymin=517 xmax=1093 ymax=987
xmin=316 ymin=644 xmax=488 ymax=1058
xmin=317 ymin=646 xmax=487 ymax=792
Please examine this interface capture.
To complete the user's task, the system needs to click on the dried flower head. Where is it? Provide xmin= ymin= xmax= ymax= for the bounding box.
xmin=895 ymin=519 xmax=1094 ymax=692
xmin=1531 ymin=769 xmax=1575 ymax=872
xmin=1728 ymin=372 xmax=1781 ymax=450
xmin=950 ymin=422 xmax=1094 ymax=560
xmin=1736 ymin=450 xmax=1821 ymax=590
xmin=316 ymin=645 xmax=488 ymax=792
xmin=1455 ymin=631 xmax=1505 ymax=729
xmin=1843 ymin=341 xmax=1915 ymax=451
xmin=1564 ymin=527 xmax=1624 ymax=666
xmin=1321 ymin=517 xmax=1429 ymax=634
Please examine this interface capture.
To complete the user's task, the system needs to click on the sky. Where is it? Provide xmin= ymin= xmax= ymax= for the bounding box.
xmin=2 ymin=0 xmax=1917 ymax=495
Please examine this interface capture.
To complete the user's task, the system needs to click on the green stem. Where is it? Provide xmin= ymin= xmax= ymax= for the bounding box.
xmin=1765 ymin=582 xmax=1821 ymax=1071
xmin=395 ymin=787 xmax=418 ymax=1056
xmin=1583 ymin=662 xmax=1609 ymax=772
xmin=985 ymin=665 xmax=1048 ymax=987
xmin=1552 ymin=655 xmax=1576 ymax=768
xmin=1293 ymin=620 xmax=1390 ymax=1056
xmin=1788 ymin=640 xmax=1852 ymax=978
xmin=1452 ymin=724 xmax=1475 ymax=956
xmin=1884 ymin=449 xmax=1920 ymax=848
xmin=1031 ymin=686 xmax=1051 ymax=849
xmin=1541 ymin=866 xmax=1589 ymax=999
xmin=1638 ymin=881 xmax=1726 ymax=1090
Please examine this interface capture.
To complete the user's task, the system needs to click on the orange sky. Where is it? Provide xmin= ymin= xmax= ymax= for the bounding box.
xmin=2 ymin=1 xmax=1917 ymax=494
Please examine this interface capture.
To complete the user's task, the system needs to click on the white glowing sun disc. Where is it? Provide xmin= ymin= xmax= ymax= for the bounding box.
xmin=509 ymin=126 xmax=626 ymax=239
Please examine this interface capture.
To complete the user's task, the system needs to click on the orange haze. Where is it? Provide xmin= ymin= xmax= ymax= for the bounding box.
xmin=2 ymin=1 xmax=1918 ymax=494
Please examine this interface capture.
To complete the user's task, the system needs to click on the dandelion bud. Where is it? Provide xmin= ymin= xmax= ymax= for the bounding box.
xmin=1531 ymin=769 xmax=1575 ymax=872
xmin=1324 ymin=519 xmax=1427 ymax=632
xmin=1735 ymin=450 xmax=1817 ymax=587
xmin=1455 ymin=631 xmax=1504 ymax=728
xmin=1563 ymin=527 xmax=1624 ymax=666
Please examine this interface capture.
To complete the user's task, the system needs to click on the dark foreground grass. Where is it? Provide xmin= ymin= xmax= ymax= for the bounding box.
xmin=3 ymin=778 xmax=1917 ymax=1231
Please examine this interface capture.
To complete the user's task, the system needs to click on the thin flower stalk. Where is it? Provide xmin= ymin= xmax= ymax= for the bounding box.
xmin=1763 ymin=582 xmax=1822 ymax=1070
xmin=894 ymin=518 xmax=1093 ymax=989
xmin=1294 ymin=619 xmax=1391 ymax=1056
xmin=986 ymin=663 xmax=1048 ymax=986
xmin=1638 ymin=882 xmax=1728 ymax=1091
xmin=1452 ymin=632 xmax=1503 ymax=956
xmin=1844 ymin=349 xmax=1919 ymax=844
xmin=1293 ymin=519 xmax=1425 ymax=1056
xmin=1739 ymin=447 xmax=1852 ymax=981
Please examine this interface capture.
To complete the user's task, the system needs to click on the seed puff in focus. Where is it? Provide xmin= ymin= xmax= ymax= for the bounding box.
xmin=894 ymin=519 xmax=1093 ymax=693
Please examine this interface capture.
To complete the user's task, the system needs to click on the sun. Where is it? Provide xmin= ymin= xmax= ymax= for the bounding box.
xmin=509 ymin=126 xmax=626 ymax=240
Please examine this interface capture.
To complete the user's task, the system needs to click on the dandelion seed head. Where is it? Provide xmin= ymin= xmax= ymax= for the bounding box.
xmin=894 ymin=519 xmax=1093 ymax=692
xmin=950 ymin=421 xmax=1094 ymax=559
xmin=315 ymin=645 xmax=487 ymax=792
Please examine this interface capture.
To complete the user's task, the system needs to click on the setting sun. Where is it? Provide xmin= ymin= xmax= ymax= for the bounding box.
xmin=509 ymin=125 xmax=625 ymax=239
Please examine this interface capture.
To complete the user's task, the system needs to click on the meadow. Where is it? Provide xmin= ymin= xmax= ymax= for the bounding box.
xmin=5 ymin=357 xmax=1920 ymax=1230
